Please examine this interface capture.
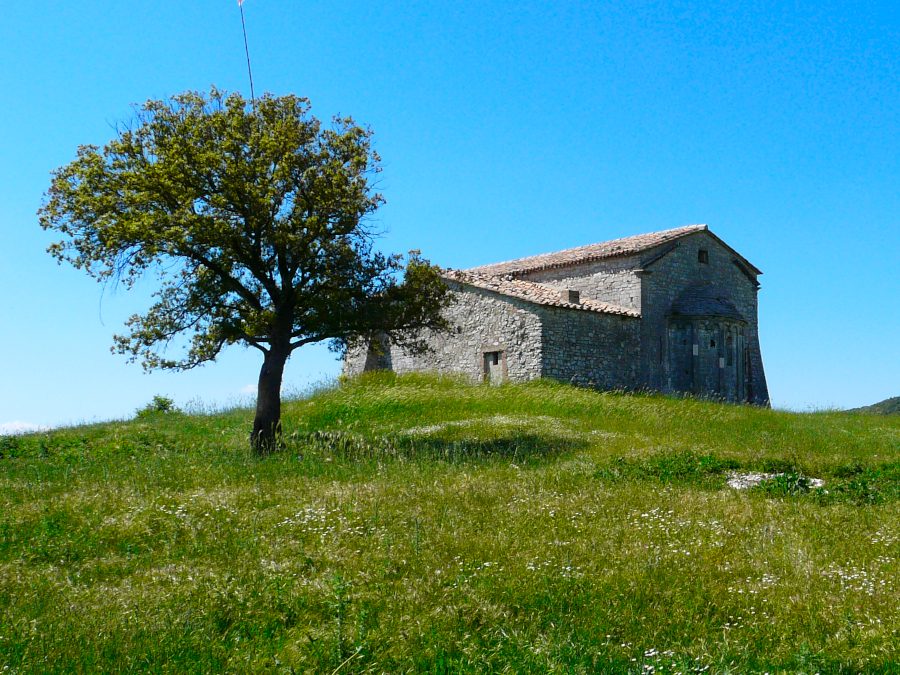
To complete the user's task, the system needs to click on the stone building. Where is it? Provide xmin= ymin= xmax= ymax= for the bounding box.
xmin=345 ymin=224 xmax=769 ymax=404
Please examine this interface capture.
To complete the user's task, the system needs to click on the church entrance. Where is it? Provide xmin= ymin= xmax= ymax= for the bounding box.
xmin=666 ymin=319 xmax=746 ymax=401
xmin=666 ymin=285 xmax=749 ymax=402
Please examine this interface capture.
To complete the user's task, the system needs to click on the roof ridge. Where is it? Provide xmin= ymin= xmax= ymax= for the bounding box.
xmin=466 ymin=224 xmax=708 ymax=277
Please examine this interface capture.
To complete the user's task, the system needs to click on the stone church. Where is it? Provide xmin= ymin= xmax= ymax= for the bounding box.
xmin=345 ymin=224 xmax=769 ymax=405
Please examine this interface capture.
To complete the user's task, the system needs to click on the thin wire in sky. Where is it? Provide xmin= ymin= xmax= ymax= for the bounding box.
xmin=238 ymin=0 xmax=256 ymax=107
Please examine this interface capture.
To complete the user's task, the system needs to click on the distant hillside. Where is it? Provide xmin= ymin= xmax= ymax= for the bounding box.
xmin=850 ymin=396 xmax=900 ymax=415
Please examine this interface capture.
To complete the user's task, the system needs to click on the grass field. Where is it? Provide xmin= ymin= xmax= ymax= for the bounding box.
xmin=1 ymin=373 xmax=898 ymax=673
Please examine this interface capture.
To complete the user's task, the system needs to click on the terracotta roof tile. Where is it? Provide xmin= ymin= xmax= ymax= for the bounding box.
xmin=442 ymin=270 xmax=640 ymax=318
xmin=467 ymin=224 xmax=708 ymax=277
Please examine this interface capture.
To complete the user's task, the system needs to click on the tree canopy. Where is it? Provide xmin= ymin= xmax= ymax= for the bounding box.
xmin=40 ymin=88 xmax=451 ymax=451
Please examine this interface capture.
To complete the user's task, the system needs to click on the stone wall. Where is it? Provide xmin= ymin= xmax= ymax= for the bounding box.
xmin=638 ymin=231 xmax=769 ymax=404
xmin=342 ymin=334 xmax=392 ymax=377
xmin=343 ymin=229 xmax=769 ymax=405
xmin=540 ymin=306 xmax=641 ymax=388
xmin=344 ymin=283 xmax=544 ymax=383
xmin=523 ymin=255 xmax=643 ymax=311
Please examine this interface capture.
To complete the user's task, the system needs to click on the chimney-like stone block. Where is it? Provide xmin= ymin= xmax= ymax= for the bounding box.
xmin=561 ymin=289 xmax=580 ymax=304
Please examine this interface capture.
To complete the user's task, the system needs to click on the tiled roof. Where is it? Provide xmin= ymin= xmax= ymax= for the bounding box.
xmin=441 ymin=270 xmax=640 ymax=318
xmin=467 ymin=224 xmax=708 ymax=277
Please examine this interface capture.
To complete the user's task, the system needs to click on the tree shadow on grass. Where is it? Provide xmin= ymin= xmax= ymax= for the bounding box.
xmin=288 ymin=429 xmax=586 ymax=465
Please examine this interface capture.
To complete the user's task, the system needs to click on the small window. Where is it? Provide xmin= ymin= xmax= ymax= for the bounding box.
xmin=698 ymin=249 xmax=709 ymax=264
xmin=709 ymin=339 xmax=716 ymax=348
xmin=491 ymin=352 xmax=500 ymax=366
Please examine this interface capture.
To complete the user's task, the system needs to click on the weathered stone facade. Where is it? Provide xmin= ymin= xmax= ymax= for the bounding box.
xmin=540 ymin=305 xmax=640 ymax=389
xmin=344 ymin=225 xmax=769 ymax=404
xmin=380 ymin=286 xmax=545 ymax=383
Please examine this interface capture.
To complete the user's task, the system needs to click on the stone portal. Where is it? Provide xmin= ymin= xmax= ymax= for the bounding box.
xmin=667 ymin=285 xmax=748 ymax=400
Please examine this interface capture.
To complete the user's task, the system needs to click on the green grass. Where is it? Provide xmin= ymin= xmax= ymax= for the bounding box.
xmin=1 ymin=373 xmax=898 ymax=673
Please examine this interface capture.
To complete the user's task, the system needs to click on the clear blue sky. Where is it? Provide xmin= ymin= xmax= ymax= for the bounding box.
xmin=1 ymin=1 xmax=898 ymax=431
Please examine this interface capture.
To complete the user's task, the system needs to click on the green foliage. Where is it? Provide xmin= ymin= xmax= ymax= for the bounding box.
xmin=1 ymin=376 xmax=898 ymax=671
xmin=39 ymin=87 xmax=449 ymax=370
xmin=135 ymin=395 xmax=179 ymax=419
xmin=755 ymin=471 xmax=815 ymax=497
xmin=849 ymin=395 xmax=900 ymax=415
xmin=594 ymin=450 xmax=741 ymax=487
xmin=817 ymin=463 xmax=900 ymax=506
xmin=39 ymin=88 xmax=452 ymax=450
xmin=0 ymin=435 xmax=20 ymax=459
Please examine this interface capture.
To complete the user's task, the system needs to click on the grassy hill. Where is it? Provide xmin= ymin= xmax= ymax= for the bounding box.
xmin=850 ymin=396 xmax=900 ymax=416
xmin=1 ymin=374 xmax=898 ymax=673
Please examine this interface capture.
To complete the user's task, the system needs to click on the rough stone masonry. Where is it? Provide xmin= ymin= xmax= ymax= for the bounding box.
xmin=344 ymin=224 xmax=769 ymax=405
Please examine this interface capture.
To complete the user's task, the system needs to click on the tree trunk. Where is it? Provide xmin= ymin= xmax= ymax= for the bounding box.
xmin=251 ymin=347 xmax=289 ymax=454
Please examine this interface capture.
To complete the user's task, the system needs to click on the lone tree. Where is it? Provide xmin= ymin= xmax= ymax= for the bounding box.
xmin=40 ymin=88 xmax=450 ymax=452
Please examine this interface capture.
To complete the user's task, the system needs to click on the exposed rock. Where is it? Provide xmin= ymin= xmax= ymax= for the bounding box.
xmin=726 ymin=471 xmax=824 ymax=490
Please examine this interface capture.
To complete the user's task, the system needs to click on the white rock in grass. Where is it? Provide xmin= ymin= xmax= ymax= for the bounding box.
xmin=726 ymin=471 xmax=824 ymax=490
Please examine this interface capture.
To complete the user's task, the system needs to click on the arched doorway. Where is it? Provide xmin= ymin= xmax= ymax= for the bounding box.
xmin=666 ymin=285 xmax=747 ymax=401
